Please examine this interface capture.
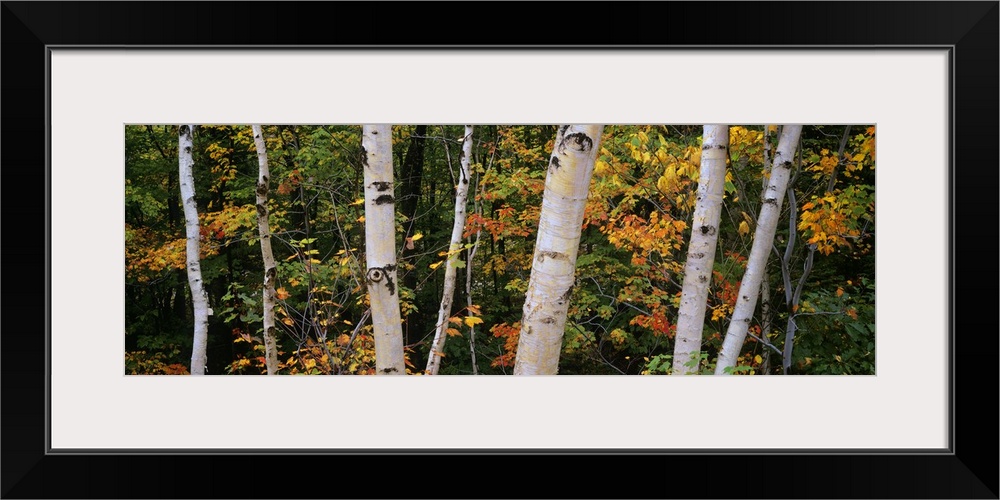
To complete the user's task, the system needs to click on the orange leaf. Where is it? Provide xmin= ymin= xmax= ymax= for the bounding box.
xmin=276 ymin=287 xmax=291 ymax=300
xmin=446 ymin=328 xmax=462 ymax=337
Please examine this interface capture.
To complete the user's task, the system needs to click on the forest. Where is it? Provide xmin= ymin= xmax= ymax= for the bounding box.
xmin=125 ymin=124 xmax=875 ymax=375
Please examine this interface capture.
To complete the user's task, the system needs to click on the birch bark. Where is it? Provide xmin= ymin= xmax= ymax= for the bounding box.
xmin=513 ymin=125 xmax=604 ymax=375
xmin=715 ymin=125 xmax=802 ymax=374
xmin=361 ymin=125 xmax=405 ymax=374
xmin=426 ymin=126 xmax=474 ymax=374
xmin=179 ymin=124 xmax=210 ymax=375
xmin=672 ymin=125 xmax=729 ymax=374
xmin=252 ymin=125 xmax=280 ymax=375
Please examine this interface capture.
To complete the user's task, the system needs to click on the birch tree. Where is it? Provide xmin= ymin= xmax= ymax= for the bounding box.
xmin=361 ymin=125 xmax=405 ymax=374
xmin=426 ymin=125 xmax=474 ymax=375
xmin=513 ymin=125 xmax=604 ymax=375
xmin=715 ymin=125 xmax=803 ymax=374
xmin=179 ymin=124 xmax=210 ymax=375
xmin=672 ymin=125 xmax=729 ymax=374
xmin=252 ymin=125 xmax=280 ymax=375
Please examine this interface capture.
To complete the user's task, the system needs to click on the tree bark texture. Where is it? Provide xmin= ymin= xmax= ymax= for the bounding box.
xmin=672 ymin=125 xmax=729 ymax=374
xmin=179 ymin=124 xmax=210 ymax=375
xmin=513 ymin=125 xmax=604 ymax=375
xmin=715 ymin=125 xmax=802 ymax=374
xmin=252 ymin=125 xmax=281 ymax=375
xmin=426 ymin=126 xmax=474 ymax=374
xmin=361 ymin=125 xmax=405 ymax=374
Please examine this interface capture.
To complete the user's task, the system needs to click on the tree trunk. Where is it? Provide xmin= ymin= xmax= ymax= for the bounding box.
xmin=179 ymin=124 xmax=210 ymax=375
xmin=426 ymin=126 xmax=474 ymax=374
xmin=252 ymin=125 xmax=281 ymax=375
xmin=715 ymin=125 xmax=802 ymax=374
xmin=513 ymin=125 xmax=604 ymax=375
xmin=400 ymin=125 xmax=428 ymax=345
xmin=672 ymin=125 xmax=729 ymax=374
xmin=361 ymin=125 xmax=405 ymax=375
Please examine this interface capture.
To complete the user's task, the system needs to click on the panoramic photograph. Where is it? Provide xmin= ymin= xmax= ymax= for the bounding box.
xmin=125 ymin=124 xmax=875 ymax=375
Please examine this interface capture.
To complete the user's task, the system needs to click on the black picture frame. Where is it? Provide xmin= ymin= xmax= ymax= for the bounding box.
xmin=3 ymin=2 xmax=997 ymax=498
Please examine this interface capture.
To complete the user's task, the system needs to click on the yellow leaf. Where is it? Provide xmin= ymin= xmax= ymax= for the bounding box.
xmin=738 ymin=221 xmax=750 ymax=236
xmin=410 ymin=233 xmax=423 ymax=242
xmin=446 ymin=328 xmax=462 ymax=337
xmin=657 ymin=165 xmax=678 ymax=192
xmin=357 ymin=215 xmax=365 ymax=223
xmin=282 ymin=317 xmax=294 ymax=326
xmin=304 ymin=358 xmax=316 ymax=369
xmin=754 ymin=354 xmax=762 ymax=364
xmin=464 ymin=316 xmax=484 ymax=328
xmin=429 ymin=261 xmax=442 ymax=270
xmin=594 ymin=159 xmax=610 ymax=176
xmin=655 ymin=150 xmax=670 ymax=164
xmin=688 ymin=149 xmax=701 ymax=167
xmin=351 ymin=198 xmax=364 ymax=206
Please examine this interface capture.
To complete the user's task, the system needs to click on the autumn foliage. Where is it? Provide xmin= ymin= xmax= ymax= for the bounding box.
xmin=126 ymin=125 xmax=875 ymax=375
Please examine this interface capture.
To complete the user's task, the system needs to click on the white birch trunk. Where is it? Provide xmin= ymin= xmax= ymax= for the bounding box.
xmin=715 ymin=125 xmax=802 ymax=374
xmin=672 ymin=125 xmax=729 ymax=374
xmin=252 ymin=125 xmax=280 ymax=375
xmin=179 ymin=124 xmax=210 ymax=375
xmin=361 ymin=125 xmax=405 ymax=375
xmin=426 ymin=125 xmax=474 ymax=375
xmin=513 ymin=125 xmax=603 ymax=375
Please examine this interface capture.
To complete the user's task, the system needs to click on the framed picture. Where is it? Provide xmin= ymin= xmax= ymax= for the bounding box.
xmin=3 ymin=2 xmax=996 ymax=498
